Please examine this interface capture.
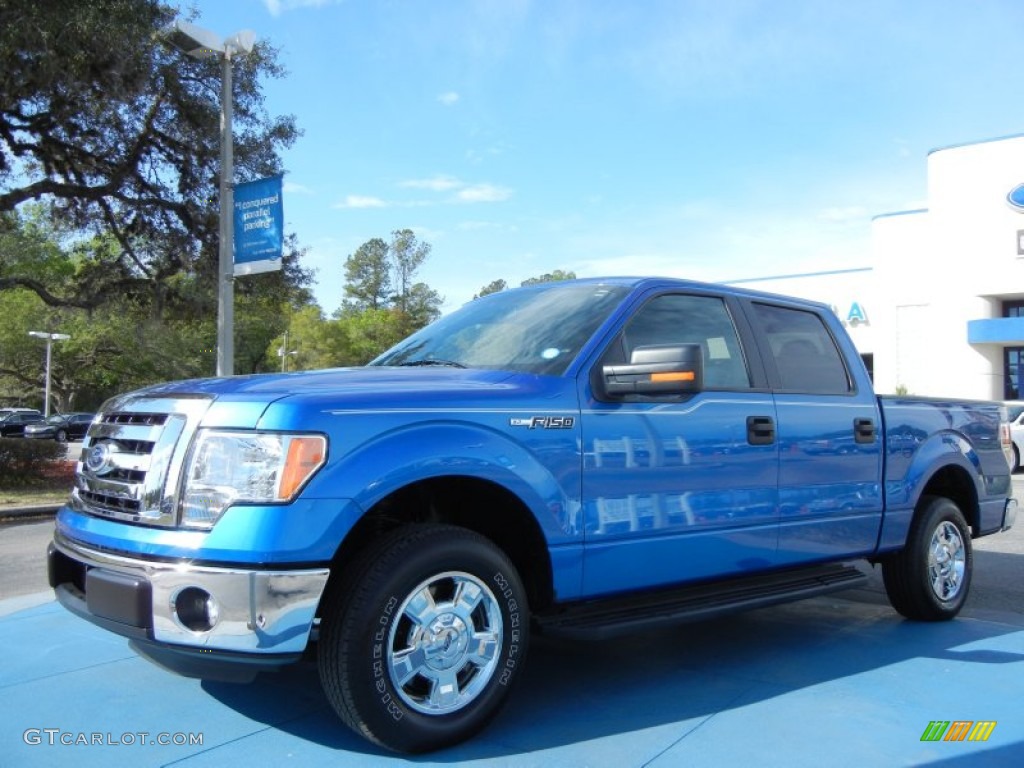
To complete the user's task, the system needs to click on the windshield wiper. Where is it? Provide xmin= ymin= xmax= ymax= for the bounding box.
xmin=397 ymin=359 xmax=467 ymax=368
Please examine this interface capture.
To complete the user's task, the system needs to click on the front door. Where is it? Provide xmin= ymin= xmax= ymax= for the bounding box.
xmin=579 ymin=290 xmax=780 ymax=597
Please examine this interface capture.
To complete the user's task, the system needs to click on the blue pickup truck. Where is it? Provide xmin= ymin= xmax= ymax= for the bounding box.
xmin=48 ymin=277 xmax=1017 ymax=752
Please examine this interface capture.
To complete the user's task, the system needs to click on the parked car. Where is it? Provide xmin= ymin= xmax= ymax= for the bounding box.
xmin=0 ymin=407 xmax=41 ymax=419
xmin=23 ymin=413 xmax=95 ymax=442
xmin=0 ymin=411 xmax=45 ymax=437
xmin=1005 ymin=401 xmax=1024 ymax=471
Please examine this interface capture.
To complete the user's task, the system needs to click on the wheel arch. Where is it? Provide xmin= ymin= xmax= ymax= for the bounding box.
xmin=917 ymin=463 xmax=980 ymax=534
xmin=325 ymin=475 xmax=556 ymax=615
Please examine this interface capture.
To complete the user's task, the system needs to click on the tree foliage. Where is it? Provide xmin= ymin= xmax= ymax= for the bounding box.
xmin=342 ymin=238 xmax=390 ymax=311
xmin=0 ymin=5 xmax=457 ymax=400
xmin=336 ymin=229 xmax=442 ymax=349
xmin=270 ymin=231 xmax=444 ymax=370
xmin=0 ymin=1 xmax=312 ymax=408
xmin=520 ymin=270 xmax=577 ymax=287
xmin=0 ymin=0 xmax=298 ymax=317
xmin=474 ymin=279 xmax=507 ymax=299
xmin=474 ymin=270 xmax=576 ymax=299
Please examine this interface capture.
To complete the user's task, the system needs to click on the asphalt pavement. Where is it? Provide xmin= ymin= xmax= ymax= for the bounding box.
xmin=0 ymin=472 xmax=1021 ymax=766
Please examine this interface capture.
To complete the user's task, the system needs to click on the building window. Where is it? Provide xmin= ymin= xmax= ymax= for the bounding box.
xmin=1006 ymin=348 xmax=1024 ymax=400
xmin=860 ymin=353 xmax=874 ymax=383
xmin=1003 ymin=301 xmax=1024 ymax=318
xmin=1001 ymin=302 xmax=1024 ymax=399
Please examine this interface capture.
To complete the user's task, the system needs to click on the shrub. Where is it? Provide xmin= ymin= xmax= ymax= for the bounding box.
xmin=0 ymin=438 xmax=67 ymax=488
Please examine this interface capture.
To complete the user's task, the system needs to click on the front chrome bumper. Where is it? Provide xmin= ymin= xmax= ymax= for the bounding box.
xmin=49 ymin=531 xmax=330 ymax=657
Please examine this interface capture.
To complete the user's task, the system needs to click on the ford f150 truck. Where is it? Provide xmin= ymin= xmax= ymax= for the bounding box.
xmin=48 ymin=277 xmax=1017 ymax=753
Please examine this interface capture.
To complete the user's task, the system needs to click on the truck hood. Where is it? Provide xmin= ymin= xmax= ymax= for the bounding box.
xmin=124 ymin=366 xmax=576 ymax=417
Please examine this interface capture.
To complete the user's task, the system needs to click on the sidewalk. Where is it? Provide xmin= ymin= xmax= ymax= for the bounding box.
xmin=3 ymin=590 xmax=1022 ymax=767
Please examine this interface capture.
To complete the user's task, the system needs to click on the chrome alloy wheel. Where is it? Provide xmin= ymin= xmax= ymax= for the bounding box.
xmin=387 ymin=571 xmax=504 ymax=716
xmin=928 ymin=520 xmax=966 ymax=601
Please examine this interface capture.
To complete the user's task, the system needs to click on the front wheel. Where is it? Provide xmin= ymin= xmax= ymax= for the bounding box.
xmin=882 ymin=495 xmax=972 ymax=621
xmin=55 ymin=428 xmax=68 ymax=442
xmin=318 ymin=524 xmax=529 ymax=753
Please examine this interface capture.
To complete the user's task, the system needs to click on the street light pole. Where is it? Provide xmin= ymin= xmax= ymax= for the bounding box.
xmin=27 ymin=331 xmax=70 ymax=418
xmin=278 ymin=331 xmax=298 ymax=372
xmin=219 ymin=47 xmax=234 ymax=378
xmin=161 ymin=20 xmax=255 ymax=377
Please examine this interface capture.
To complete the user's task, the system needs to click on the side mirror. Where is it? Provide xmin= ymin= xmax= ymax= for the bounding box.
xmin=602 ymin=343 xmax=704 ymax=396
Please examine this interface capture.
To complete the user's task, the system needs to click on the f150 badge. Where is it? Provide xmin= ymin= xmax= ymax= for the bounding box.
xmin=510 ymin=416 xmax=576 ymax=429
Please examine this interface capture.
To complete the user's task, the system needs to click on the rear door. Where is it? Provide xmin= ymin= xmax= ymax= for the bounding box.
xmin=743 ymin=300 xmax=883 ymax=563
xmin=578 ymin=289 xmax=779 ymax=596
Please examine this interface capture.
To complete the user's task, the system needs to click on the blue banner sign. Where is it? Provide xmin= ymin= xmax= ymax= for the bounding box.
xmin=233 ymin=175 xmax=283 ymax=275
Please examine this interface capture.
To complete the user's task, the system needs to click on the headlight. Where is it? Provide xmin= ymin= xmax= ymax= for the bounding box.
xmin=180 ymin=430 xmax=327 ymax=529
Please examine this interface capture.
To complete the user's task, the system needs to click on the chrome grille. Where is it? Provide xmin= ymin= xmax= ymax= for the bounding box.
xmin=78 ymin=489 xmax=142 ymax=515
xmin=71 ymin=395 xmax=213 ymax=528
xmin=101 ymin=413 xmax=168 ymax=427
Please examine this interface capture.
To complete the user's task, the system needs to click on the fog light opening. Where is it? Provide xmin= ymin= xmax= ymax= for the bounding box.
xmin=174 ymin=587 xmax=219 ymax=632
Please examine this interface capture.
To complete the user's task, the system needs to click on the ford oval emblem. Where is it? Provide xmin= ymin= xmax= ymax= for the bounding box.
xmin=1008 ymin=183 xmax=1024 ymax=213
xmin=85 ymin=442 xmax=115 ymax=476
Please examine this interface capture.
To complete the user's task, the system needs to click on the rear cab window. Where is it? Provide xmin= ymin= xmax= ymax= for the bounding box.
xmin=751 ymin=302 xmax=852 ymax=394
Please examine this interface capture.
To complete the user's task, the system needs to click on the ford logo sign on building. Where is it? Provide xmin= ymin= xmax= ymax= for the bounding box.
xmin=1007 ymin=183 xmax=1024 ymax=213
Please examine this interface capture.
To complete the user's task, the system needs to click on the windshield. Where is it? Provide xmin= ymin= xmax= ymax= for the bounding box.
xmin=46 ymin=415 xmax=65 ymax=424
xmin=371 ymin=283 xmax=631 ymax=375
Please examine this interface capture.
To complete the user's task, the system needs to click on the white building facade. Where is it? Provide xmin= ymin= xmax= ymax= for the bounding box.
xmin=731 ymin=133 xmax=1024 ymax=402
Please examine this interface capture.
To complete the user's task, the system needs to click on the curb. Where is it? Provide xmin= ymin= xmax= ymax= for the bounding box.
xmin=0 ymin=505 xmax=60 ymax=522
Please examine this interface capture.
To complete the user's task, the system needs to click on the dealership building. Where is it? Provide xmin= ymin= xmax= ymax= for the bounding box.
xmin=730 ymin=133 xmax=1024 ymax=402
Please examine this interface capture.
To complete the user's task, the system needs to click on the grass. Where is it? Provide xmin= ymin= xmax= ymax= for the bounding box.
xmin=0 ymin=481 xmax=73 ymax=508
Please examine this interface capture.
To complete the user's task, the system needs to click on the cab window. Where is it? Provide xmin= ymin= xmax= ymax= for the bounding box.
xmin=610 ymin=294 xmax=751 ymax=390
xmin=752 ymin=303 xmax=851 ymax=394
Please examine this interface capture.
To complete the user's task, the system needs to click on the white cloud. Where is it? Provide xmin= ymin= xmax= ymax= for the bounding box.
xmin=333 ymin=195 xmax=387 ymax=209
xmin=437 ymin=91 xmax=460 ymax=106
xmin=400 ymin=175 xmax=463 ymax=192
xmin=283 ymin=181 xmax=314 ymax=195
xmin=398 ymin=176 xmax=512 ymax=204
xmin=456 ymin=184 xmax=512 ymax=203
xmin=263 ymin=0 xmax=334 ymax=17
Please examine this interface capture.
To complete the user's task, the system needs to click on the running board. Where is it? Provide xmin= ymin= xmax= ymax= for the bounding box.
xmin=535 ymin=563 xmax=868 ymax=639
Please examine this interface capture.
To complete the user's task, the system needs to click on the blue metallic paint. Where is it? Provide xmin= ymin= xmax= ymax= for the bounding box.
xmin=55 ymin=497 xmax=363 ymax=564
xmin=578 ymin=393 xmax=780 ymax=595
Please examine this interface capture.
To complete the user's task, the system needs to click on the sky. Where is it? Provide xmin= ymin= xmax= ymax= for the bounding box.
xmin=183 ymin=0 xmax=1024 ymax=315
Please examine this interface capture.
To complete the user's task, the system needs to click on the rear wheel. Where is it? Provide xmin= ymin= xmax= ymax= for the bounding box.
xmin=1013 ymin=445 xmax=1020 ymax=473
xmin=318 ymin=524 xmax=529 ymax=753
xmin=882 ymin=495 xmax=972 ymax=621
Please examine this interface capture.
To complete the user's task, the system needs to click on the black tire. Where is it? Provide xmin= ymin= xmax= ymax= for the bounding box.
xmin=55 ymin=429 xmax=67 ymax=443
xmin=1013 ymin=445 xmax=1020 ymax=473
xmin=318 ymin=524 xmax=529 ymax=753
xmin=882 ymin=495 xmax=972 ymax=621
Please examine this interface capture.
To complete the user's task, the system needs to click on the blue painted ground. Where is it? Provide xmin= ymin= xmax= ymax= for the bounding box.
xmin=2 ymin=591 xmax=1022 ymax=767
